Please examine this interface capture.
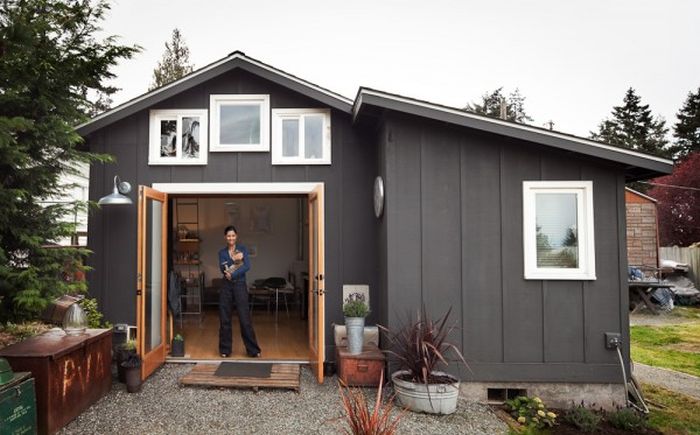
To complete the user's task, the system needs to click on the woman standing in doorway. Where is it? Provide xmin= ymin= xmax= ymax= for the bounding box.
xmin=218 ymin=225 xmax=261 ymax=358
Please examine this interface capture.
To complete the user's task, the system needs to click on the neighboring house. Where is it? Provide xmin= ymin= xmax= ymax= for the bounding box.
xmin=76 ymin=51 xmax=672 ymax=407
xmin=625 ymin=188 xmax=659 ymax=269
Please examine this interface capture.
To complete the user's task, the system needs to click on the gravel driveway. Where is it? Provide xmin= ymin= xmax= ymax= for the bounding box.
xmin=59 ymin=364 xmax=507 ymax=435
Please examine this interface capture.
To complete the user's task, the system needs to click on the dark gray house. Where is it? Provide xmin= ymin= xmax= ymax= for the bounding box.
xmin=77 ymin=51 xmax=672 ymax=406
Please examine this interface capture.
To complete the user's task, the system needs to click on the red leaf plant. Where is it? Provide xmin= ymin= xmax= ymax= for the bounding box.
xmin=338 ymin=372 xmax=405 ymax=435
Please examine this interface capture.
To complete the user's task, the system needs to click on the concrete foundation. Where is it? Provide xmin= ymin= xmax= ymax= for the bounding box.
xmin=461 ymin=381 xmax=626 ymax=410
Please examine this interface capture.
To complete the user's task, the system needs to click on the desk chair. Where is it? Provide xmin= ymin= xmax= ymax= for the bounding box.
xmin=264 ymin=277 xmax=293 ymax=322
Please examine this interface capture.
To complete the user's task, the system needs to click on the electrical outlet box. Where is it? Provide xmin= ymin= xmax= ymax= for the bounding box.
xmin=605 ymin=332 xmax=621 ymax=349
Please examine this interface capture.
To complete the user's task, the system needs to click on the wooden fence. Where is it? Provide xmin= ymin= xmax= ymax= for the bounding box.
xmin=660 ymin=246 xmax=700 ymax=286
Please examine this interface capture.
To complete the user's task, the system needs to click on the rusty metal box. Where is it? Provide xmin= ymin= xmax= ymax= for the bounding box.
xmin=0 ymin=329 xmax=112 ymax=434
xmin=336 ymin=344 xmax=386 ymax=387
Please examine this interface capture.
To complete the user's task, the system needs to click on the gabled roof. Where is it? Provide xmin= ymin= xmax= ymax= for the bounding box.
xmin=353 ymin=87 xmax=673 ymax=181
xmin=76 ymin=51 xmax=353 ymax=136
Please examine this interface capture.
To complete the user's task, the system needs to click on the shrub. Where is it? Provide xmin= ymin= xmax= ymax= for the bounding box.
xmin=78 ymin=297 xmax=110 ymax=328
xmin=563 ymin=402 xmax=602 ymax=432
xmin=343 ymin=293 xmax=369 ymax=318
xmin=505 ymin=396 xmax=557 ymax=430
xmin=607 ymin=406 xmax=648 ymax=431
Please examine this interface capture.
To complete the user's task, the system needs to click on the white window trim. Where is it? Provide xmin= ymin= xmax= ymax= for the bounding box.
xmin=271 ymin=108 xmax=332 ymax=165
xmin=523 ymin=181 xmax=596 ymax=280
xmin=210 ymin=94 xmax=270 ymax=152
xmin=148 ymin=109 xmax=208 ymax=165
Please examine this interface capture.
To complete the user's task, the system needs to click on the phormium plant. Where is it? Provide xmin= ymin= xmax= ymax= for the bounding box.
xmin=338 ymin=372 xmax=404 ymax=435
xmin=379 ymin=305 xmax=468 ymax=385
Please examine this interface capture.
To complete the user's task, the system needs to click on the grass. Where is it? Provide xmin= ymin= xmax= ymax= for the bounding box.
xmin=630 ymin=321 xmax=700 ymax=377
xmin=643 ymin=383 xmax=700 ymax=434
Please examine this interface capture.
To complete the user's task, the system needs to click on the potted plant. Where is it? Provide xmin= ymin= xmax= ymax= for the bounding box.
xmin=379 ymin=305 xmax=468 ymax=415
xmin=171 ymin=333 xmax=185 ymax=357
xmin=121 ymin=352 xmax=142 ymax=393
xmin=343 ymin=293 xmax=369 ymax=354
xmin=115 ymin=339 xmax=137 ymax=383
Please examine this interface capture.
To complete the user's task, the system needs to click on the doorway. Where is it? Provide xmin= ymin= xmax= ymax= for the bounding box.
xmin=172 ymin=195 xmax=308 ymax=360
xmin=137 ymin=182 xmax=325 ymax=382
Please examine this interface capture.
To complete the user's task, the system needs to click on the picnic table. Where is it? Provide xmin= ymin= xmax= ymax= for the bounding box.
xmin=628 ymin=281 xmax=674 ymax=314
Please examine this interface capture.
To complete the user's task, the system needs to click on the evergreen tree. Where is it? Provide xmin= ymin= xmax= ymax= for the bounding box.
xmin=591 ymin=88 xmax=670 ymax=158
xmin=0 ymin=0 xmax=138 ymax=321
xmin=669 ymin=87 xmax=700 ymax=161
xmin=149 ymin=28 xmax=194 ymax=91
xmin=464 ymin=87 xmax=533 ymax=123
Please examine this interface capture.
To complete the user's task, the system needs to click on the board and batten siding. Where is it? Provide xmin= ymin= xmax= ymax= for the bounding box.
xmin=85 ymin=69 xmax=379 ymax=358
xmin=380 ymin=112 xmax=629 ymax=384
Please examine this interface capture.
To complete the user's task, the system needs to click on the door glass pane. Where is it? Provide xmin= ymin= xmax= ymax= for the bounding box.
xmin=310 ymin=198 xmax=318 ymax=350
xmin=219 ymin=104 xmax=260 ymax=144
xmin=535 ymin=193 xmax=578 ymax=268
xmin=304 ymin=116 xmax=323 ymax=159
xmin=160 ymin=120 xmax=177 ymax=157
xmin=282 ymin=119 xmax=299 ymax=157
xmin=182 ymin=116 xmax=200 ymax=159
xmin=145 ymin=199 xmax=163 ymax=352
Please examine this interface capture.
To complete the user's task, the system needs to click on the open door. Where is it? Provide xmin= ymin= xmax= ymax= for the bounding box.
xmin=137 ymin=186 xmax=168 ymax=380
xmin=308 ymin=184 xmax=325 ymax=383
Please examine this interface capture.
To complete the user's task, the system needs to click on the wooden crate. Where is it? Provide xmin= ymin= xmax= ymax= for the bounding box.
xmin=336 ymin=345 xmax=385 ymax=387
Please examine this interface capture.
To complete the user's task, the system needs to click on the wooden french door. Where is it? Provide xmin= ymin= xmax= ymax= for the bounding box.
xmin=308 ymin=184 xmax=325 ymax=383
xmin=137 ymin=186 xmax=168 ymax=380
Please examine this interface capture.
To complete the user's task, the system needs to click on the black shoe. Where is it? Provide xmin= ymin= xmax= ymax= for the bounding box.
xmin=220 ymin=353 xmax=229 ymax=358
xmin=248 ymin=352 xmax=261 ymax=358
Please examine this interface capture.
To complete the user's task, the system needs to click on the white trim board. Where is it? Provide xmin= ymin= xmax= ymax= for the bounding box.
xmin=152 ymin=182 xmax=323 ymax=195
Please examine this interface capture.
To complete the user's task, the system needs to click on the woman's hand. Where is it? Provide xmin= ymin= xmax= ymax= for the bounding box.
xmin=224 ymin=271 xmax=232 ymax=281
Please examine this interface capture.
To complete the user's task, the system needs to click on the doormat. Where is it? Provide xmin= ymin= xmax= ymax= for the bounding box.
xmin=214 ymin=362 xmax=272 ymax=378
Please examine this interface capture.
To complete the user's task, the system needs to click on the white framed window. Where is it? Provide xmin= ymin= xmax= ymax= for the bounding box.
xmin=210 ymin=94 xmax=270 ymax=152
xmin=523 ymin=181 xmax=596 ymax=280
xmin=148 ymin=109 xmax=208 ymax=165
xmin=271 ymin=108 xmax=331 ymax=165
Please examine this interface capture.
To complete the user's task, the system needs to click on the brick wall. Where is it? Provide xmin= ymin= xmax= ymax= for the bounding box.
xmin=625 ymin=190 xmax=658 ymax=268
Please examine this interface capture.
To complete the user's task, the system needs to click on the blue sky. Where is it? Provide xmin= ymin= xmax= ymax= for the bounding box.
xmin=100 ymin=0 xmax=700 ymax=139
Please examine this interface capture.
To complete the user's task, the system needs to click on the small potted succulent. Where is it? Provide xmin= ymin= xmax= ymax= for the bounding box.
xmin=343 ymin=292 xmax=370 ymax=355
xmin=171 ymin=333 xmax=185 ymax=357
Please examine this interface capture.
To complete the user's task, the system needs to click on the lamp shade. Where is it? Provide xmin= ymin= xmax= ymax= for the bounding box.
xmin=98 ymin=175 xmax=133 ymax=205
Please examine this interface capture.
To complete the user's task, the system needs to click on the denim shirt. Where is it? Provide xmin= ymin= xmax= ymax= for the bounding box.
xmin=218 ymin=245 xmax=250 ymax=283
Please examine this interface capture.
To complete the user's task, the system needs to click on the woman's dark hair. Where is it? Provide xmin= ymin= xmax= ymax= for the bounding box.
xmin=224 ymin=225 xmax=238 ymax=235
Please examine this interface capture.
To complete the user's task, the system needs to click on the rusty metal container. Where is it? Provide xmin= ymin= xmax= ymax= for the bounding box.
xmin=0 ymin=329 xmax=112 ymax=434
xmin=336 ymin=344 xmax=386 ymax=387
xmin=41 ymin=294 xmax=82 ymax=325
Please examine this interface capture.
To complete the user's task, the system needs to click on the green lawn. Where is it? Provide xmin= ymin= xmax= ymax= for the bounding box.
xmin=643 ymin=383 xmax=700 ymax=435
xmin=630 ymin=321 xmax=700 ymax=377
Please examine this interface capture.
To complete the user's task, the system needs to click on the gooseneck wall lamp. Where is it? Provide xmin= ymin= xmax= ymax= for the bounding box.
xmin=98 ymin=175 xmax=133 ymax=205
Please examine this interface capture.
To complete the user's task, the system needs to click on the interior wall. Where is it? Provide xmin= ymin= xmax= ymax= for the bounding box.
xmin=174 ymin=196 xmax=303 ymax=286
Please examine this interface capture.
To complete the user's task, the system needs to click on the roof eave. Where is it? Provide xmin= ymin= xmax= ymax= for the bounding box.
xmin=354 ymin=88 xmax=673 ymax=181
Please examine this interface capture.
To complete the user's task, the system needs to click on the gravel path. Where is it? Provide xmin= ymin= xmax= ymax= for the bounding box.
xmin=59 ymin=364 xmax=507 ymax=435
xmin=633 ymin=362 xmax=700 ymax=400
